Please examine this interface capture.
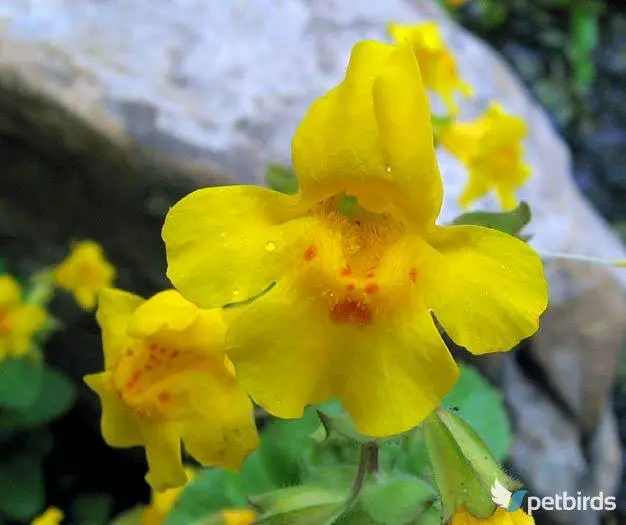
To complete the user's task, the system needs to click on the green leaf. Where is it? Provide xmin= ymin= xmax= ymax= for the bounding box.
xmin=71 ymin=493 xmax=113 ymax=525
xmin=451 ymin=202 xmax=531 ymax=237
xmin=165 ymin=469 xmax=239 ymax=525
xmin=443 ymin=365 xmax=511 ymax=461
xmin=251 ymin=485 xmax=347 ymax=525
xmin=266 ymin=164 xmax=299 ymax=195
xmin=0 ymin=366 xmax=77 ymax=429
xmin=0 ymin=452 xmax=45 ymax=520
xmin=335 ymin=507 xmax=381 ymax=524
xmin=360 ymin=474 xmax=436 ymax=525
xmin=0 ymin=357 xmax=43 ymax=410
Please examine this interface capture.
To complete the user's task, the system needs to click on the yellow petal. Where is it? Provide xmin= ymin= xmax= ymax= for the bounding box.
xmin=180 ymin=370 xmax=259 ymax=470
xmin=127 ymin=290 xmax=199 ymax=337
xmin=451 ymin=507 xmax=534 ymax=524
xmin=96 ymin=288 xmax=144 ymax=368
xmin=222 ymin=509 xmax=258 ymax=525
xmin=163 ymin=185 xmax=307 ymax=308
xmin=292 ymin=41 xmax=441 ymax=227
xmin=84 ymin=372 xmax=145 ymax=447
xmin=31 ymin=507 xmax=64 ymax=525
xmin=144 ymin=424 xmax=186 ymax=492
xmin=424 ymin=225 xmax=548 ymax=354
xmin=226 ymin=279 xmax=458 ymax=437
xmin=0 ymin=275 xmax=21 ymax=308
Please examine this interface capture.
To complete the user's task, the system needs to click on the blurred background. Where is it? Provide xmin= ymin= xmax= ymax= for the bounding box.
xmin=0 ymin=1 xmax=625 ymax=524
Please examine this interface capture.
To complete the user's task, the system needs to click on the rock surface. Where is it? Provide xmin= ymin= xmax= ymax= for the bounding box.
xmin=1 ymin=1 xmax=626 ymax=522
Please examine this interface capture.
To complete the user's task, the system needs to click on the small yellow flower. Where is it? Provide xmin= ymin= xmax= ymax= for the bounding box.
xmin=31 ymin=507 xmax=64 ymax=525
xmin=0 ymin=275 xmax=47 ymax=360
xmin=388 ymin=21 xmax=472 ymax=114
xmin=141 ymin=467 xmax=195 ymax=525
xmin=440 ymin=102 xmax=530 ymax=210
xmin=451 ymin=507 xmax=534 ymax=524
xmin=84 ymin=289 xmax=259 ymax=491
xmin=163 ymin=40 xmax=547 ymax=438
xmin=222 ymin=509 xmax=257 ymax=525
xmin=54 ymin=241 xmax=116 ymax=310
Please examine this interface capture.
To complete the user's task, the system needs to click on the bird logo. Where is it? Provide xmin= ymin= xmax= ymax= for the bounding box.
xmin=491 ymin=478 xmax=528 ymax=512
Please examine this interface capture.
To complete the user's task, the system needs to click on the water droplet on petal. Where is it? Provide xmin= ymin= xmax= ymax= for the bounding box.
xmin=265 ymin=241 xmax=276 ymax=252
xmin=385 ymin=166 xmax=392 ymax=173
xmin=233 ymin=289 xmax=240 ymax=297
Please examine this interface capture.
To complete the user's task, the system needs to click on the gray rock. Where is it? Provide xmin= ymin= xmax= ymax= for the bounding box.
xmin=1 ymin=0 xmax=625 ymax=520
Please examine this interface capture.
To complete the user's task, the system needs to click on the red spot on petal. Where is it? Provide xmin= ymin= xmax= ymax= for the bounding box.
xmin=409 ymin=268 xmax=418 ymax=283
xmin=145 ymin=364 xmax=154 ymax=371
xmin=158 ymin=391 xmax=171 ymax=404
xmin=366 ymin=271 xmax=375 ymax=278
xmin=170 ymin=349 xmax=180 ymax=359
xmin=330 ymin=299 xmax=373 ymax=327
xmin=149 ymin=353 xmax=161 ymax=363
xmin=159 ymin=347 xmax=168 ymax=354
xmin=149 ymin=343 xmax=157 ymax=351
xmin=364 ymin=283 xmax=379 ymax=294
xmin=304 ymin=245 xmax=317 ymax=261
xmin=125 ymin=348 xmax=133 ymax=357
xmin=340 ymin=266 xmax=352 ymax=276
xmin=345 ymin=283 xmax=356 ymax=292
xmin=126 ymin=371 xmax=141 ymax=388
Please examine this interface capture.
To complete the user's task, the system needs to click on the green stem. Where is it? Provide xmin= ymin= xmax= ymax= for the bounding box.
xmin=538 ymin=250 xmax=626 ymax=268
xmin=349 ymin=442 xmax=379 ymax=503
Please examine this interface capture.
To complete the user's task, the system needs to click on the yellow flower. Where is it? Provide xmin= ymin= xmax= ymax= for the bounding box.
xmin=451 ymin=507 xmax=534 ymax=524
xmin=440 ymin=102 xmax=530 ymax=210
xmin=84 ymin=289 xmax=259 ymax=491
xmin=163 ymin=41 xmax=547 ymax=437
xmin=0 ymin=275 xmax=47 ymax=360
xmin=54 ymin=241 xmax=116 ymax=310
xmin=31 ymin=507 xmax=64 ymax=525
xmin=388 ymin=21 xmax=472 ymax=114
xmin=222 ymin=509 xmax=257 ymax=525
xmin=141 ymin=467 xmax=195 ymax=525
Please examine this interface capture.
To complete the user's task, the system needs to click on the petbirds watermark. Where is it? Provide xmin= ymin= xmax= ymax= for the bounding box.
xmin=491 ymin=478 xmax=616 ymax=515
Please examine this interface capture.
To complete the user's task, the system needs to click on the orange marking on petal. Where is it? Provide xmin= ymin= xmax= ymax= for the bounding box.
xmin=304 ymin=245 xmax=317 ymax=261
xmin=409 ymin=268 xmax=418 ymax=283
xmin=364 ymin=283 xmax=379 ymax=294
xmin=345 ymin=283 xmax=356 ymax=292
xmin=126 ymin=371 xmax=141 ymax=388
xmin=340 ymin=266 xmax=352 ymax=276
xmin=145 ymin=364 xmax=154 ymax=371
xmin=125 ymin=348 xmax=134 ymax=357
xmin=149 ymin=343 xmax=157 ymax=351
xmin=170 ymin=349 xmax=180 ymax=359
xmin=158 ymin=391 xmax=171 ymax=404
xmin=330 ymin=299 xmax=373 ymax=327
xmin=366 ymin=271 xmax=375 ymax=278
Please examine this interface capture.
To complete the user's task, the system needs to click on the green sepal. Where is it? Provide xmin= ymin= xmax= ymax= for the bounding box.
xmin=359 ymin=473 xmax=437 ymax=525
xmin=424 ymin=409 xmax=521 ymax=522
xmin=431 ymin=114 xmax=455 ymax=146
xmin=250 ymin=485 xmax=347 ymax=524
xmin=265 ymin=164 xmax=299 ymax=195
xmin=451 ymin=202 xmax=531 ymax=237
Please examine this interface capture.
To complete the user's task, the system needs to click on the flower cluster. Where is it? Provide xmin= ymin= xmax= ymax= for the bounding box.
xmin=85 ymin=19 xmax=546 ymax=525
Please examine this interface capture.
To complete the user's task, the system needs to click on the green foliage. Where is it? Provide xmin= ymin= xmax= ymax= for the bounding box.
xmin=0 ymin=450 xmax=45 ymax=520
xmin=71 ymin=494 xmax=113 ymax=525
xmin=452 ymin=201 xmax=531 ymax=238
xmin=443 ymin=365 xmax=511 ymax=461
xmin=0 ymin=357 xmax=44 ymax=410
xmin=265 ymin=164 xmax=299 ymax=195
xmin=164 ymin=364 xmax=513 ymax=525
xmin=569 ymin=2 xmax=601 ymax=94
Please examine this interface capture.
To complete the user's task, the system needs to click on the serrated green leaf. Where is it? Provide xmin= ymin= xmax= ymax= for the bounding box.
xmin=451 ymin=202 xmax=531 ymax=237
xmin=0 ymin=366 xmax=77 ymax=429
xmin=71 ymin=493 xmax=113 ymax=525
xmin=360 ymin=475 xmax=436 ymax=525
xmin=0 ymin=452 xmax=45 ymax=520
xmin=0 ymin=357 xmax=43 ymax=410
xmin=443 ymin=365 xmax=511 ymax=461
xmin=266 ymin=164 xmax=299 ymax=195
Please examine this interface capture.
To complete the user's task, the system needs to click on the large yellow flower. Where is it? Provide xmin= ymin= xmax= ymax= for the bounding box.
xmin=163 ymin=41 xmax=547 ymax=437
xmin=54 ymin=240 xmax=116 ymax=310
xmin=440 ymin=102 xmax=530 ymax=210
xmin=451 ymin=507 xmax=534 ymax=524
xmin=388 ymin=21 xmax=472 ymax=114
xmin=31 ymin=507 xmax=64 ymax=525
xmin=0 ymin=275 xmax=47 ymax=360
xmin=84 ymin=289 xmax=259 ymax=491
